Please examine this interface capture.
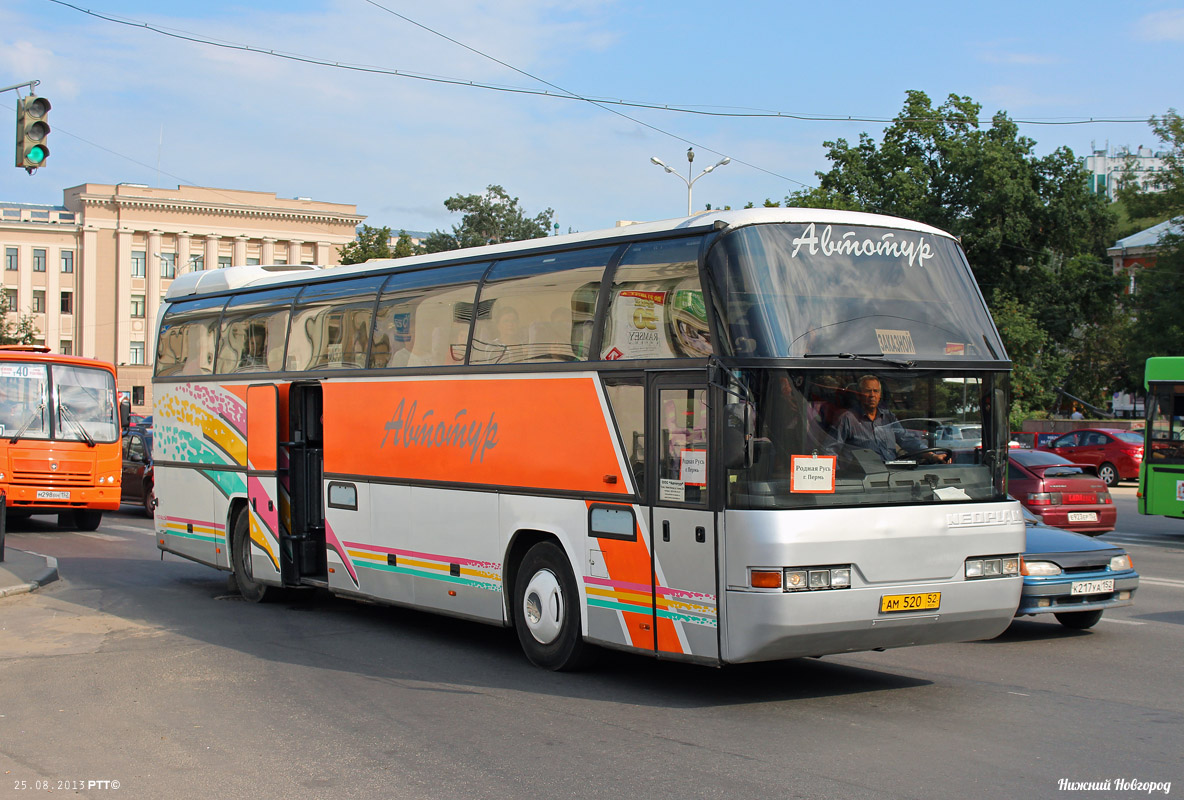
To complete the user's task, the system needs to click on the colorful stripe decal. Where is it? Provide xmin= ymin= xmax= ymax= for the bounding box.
xmin=159 ymin=515 xmax=226 ymax=544
xmin=343 ymin=541 xmax=502 ymax=593
xmin=324 ymin=520 xmax=359 ymax=587
xmin=584 ymin=576 xmax=717 ymax=628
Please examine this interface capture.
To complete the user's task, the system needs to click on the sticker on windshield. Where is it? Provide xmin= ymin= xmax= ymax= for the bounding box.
xmin=875 ymin=329 xmax=915 ymax=356
xmin=680 ymin=449 xmax=707 ymax=486
xmin=1177 ymin=480 xmax=1184 ymax=503
xmin=945 ymin=342 xmax=965 ymax=355
xmin=659 ymin=478 xmax=685 ymax=502
xmin=790 ymin=454 xmax=836 ymax=493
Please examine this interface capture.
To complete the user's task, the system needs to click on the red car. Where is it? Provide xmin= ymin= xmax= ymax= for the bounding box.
xmin=1010 ymin=431 xmax=1057 ymax=449
xmin=1008 ymin=450 xmax=1116 ymax=534
xmin=1039 ymin=427 xmax=1144 ymax=487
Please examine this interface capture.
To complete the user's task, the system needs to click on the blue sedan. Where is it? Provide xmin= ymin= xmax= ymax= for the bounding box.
xmin=1017 ymin=506 xmax=1139 ymax=629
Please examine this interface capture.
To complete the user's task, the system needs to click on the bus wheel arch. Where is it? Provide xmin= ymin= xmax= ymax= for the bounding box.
xmin=505 ymin=531 xmax=589 ymax=671
xmin=230 ymin=500 xmax=273 ymax=603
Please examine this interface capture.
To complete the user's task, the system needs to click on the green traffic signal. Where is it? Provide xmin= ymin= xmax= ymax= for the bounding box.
xmin=15 ymin=94 xmax=51 ymax=171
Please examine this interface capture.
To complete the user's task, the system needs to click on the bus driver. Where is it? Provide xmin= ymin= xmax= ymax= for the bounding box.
xmin=832 ymin=375 xmax=949 ymax=464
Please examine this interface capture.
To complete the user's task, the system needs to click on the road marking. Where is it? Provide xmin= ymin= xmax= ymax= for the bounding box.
xmin=77 ymin=532 xmax=129 ymax=541
xmin=1138 ymin=577 xmax=1184 ymax=588
xmin=1100 ymin=618 xmax=1145 ymax=625
xmin=104 ymin=522 xmax=154 ymax=535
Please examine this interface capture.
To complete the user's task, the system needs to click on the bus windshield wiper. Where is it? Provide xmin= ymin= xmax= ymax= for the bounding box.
xmin=802 ymin=352 xmax=915 ymax=368
xmin=8 ymin=402 xmax=46 ymax=444
xmin=59 ymin=404 xmax=96 ymax=447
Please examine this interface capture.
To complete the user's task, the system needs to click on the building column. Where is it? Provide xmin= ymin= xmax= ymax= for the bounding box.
xmin=146 ymin=230 xmax=162 ymax=368
xmin=288 ymin=239 xmax=304 ymax=265
xmin=177 ymin=231 xmax=192 ymax=276
xmin=262 ymin=237 xmax=276 ymax=265
xmin=115 ymin=228 xmax=132 ymax=368
xmin=205 ymin=234 xmax=220 ymax=270
xmin=234 ymin=235 xmax=248 ymax=266
xmin=81 ymin=226 xmax=99 ymax=359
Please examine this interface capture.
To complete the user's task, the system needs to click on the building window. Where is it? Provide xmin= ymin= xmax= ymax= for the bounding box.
xmin=131 ymin=251 xmax=146 ymax=278
xmin=160 ymin=253 xmax=176 ymax=278
xmin=132 ymin=386 xmax=145 ymax=405
xmin=129 ymin=341 xmax=145 ymax=365
xmin=190 ymin=255 xmax=204 ymax=272
xmin=4 ymin=288 xmax=18 ymax=310
xmin=32 ymin=290 xmax=45 ymax=313
xmin=218 ymin=256 xmax=232 ymax=270
xmin=33 ymin=249 xmax=46 ymax=272
xmin=61 ymin=291 xmax=74 ymax=314
xmin=60 ymin=340 xmax=73 ymax=355
xmin=4 ymin=247 xmax=16 ymax=271
xmin=246 ymin=257 xmax=260 ymax=266
xmin=61 ymin=250 xmax=74 ymax=273
xmin=131 ymin=294 xmax=145 ymax=318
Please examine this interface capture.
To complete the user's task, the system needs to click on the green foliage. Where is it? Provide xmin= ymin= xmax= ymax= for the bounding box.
xmin=1118 ymin=109 xmax=1184 ymax=383
xmin=990 ymin=291 xmax=1067 ymax=429
xmin=423 ymin=185 xmax=554 ymax=253
xmin=0 ymin=292 xmax=38 ymax=345
xmin=392 ymin=230 xmax=422 ymax=259
xmin=338 ymin=225 xmax=394 ymax=265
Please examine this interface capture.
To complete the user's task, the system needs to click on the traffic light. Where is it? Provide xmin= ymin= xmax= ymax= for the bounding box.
xmin=15 ymin=94 xmax=50 ymax=172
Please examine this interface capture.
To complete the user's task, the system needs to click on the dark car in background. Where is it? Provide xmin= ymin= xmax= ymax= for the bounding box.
xmin=1016 ymin=505 xmax=1138 ymax=630
xmin=1008 ymin=449 xmax=1115 ymax=534
xmin=121 ymin=426 xmax=154 ymax=516
xmin=1040 ymin=427 xmax=1144 ymax=487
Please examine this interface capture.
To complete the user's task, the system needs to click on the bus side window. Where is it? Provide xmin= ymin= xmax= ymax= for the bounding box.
xmin=600 ymin=237 xmax=710 ymax=360
xmin=470 ymin=248 xmax=614 ymax=365
xmin=603 ymin=379 xmax=645 ymax=500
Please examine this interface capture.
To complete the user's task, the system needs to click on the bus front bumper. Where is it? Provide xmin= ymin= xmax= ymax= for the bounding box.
xmin=2 ymin=484 xmax=122 ymax=512
xmin=722 ymin=576 xmax=1021 ymax=664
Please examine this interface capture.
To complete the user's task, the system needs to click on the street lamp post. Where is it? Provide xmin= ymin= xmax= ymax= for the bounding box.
xmin=650 ymin=147 xmax=731 ymax=216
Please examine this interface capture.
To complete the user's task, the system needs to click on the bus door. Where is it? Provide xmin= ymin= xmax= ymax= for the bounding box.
xmin=245 ymin=384 xmax=284 ymax=587
xmin=284 ymin=383 xmax=327 ymax=581
xmin=648 ymin=373 xmax=719 ymax=661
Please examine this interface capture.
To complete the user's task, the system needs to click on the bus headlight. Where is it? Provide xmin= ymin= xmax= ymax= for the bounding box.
xmin=966 ymin=555 xmax=1021 ymax=578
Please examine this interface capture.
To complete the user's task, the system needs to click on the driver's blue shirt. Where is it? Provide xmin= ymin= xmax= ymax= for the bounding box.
xmin=832 ymin=406 xmax=923 ymax=461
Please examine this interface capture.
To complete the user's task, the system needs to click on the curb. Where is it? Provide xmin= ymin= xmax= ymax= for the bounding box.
xmin=0 ymin=551 xmax=59 ymax=598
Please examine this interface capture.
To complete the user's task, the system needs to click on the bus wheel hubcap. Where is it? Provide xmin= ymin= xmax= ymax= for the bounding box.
xmin=523 ymin=569 xmax=563 ymax=645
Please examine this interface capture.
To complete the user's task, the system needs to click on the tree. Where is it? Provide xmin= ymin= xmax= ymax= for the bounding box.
xmin=338 ymin=224 xmax=393 ymax=265
xmin=0 ymin=292 xmax=38 ymax=345
xmin=423 ymin=185 xmax=554 ymax=253
xmin=392 ymin=230 xmax=422 ymax=259
xmin=789 ymin=91 xmax=1114 ymax=299
xmin=1118 ymin=110 xmax=1184 ymax=377
xmin=989 ymin=291 xmax=1067 ymax=429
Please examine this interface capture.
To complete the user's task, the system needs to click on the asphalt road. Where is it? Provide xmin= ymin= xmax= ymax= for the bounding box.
xmin=0 ymin=493 xmax=1180 ymax=800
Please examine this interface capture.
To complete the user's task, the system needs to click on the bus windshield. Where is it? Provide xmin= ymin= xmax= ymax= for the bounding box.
xmin=726 ymin=368 xmax=1008 ymax=509
xmin=0 ymin=361 xmax=118 ymax=443
xmin=709 ymin=222 xmax=1004 ymax=360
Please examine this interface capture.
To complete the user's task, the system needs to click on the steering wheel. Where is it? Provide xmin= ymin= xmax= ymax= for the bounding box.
xmin=906 ymin=447 xmax=954 ymax=463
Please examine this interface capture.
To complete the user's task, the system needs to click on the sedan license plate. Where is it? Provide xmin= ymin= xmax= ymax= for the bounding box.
xmin=880 ymin=592 xmax=941 ymax=613
xmin=1067 ymin=512 xmax=1098 ymax=522
xmin=1071 ymin=579 xmax=1114 ymax=596
xmin=36 ymin=490 xmax=70 ymax=501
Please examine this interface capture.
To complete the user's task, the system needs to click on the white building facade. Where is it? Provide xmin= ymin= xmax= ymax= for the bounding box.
xmin=0 ymin=183 xmax=363 ymax=411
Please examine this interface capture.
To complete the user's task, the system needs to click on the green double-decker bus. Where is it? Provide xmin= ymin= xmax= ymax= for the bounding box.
xmin=1139 ymin=357 xmax=1184 ymax=519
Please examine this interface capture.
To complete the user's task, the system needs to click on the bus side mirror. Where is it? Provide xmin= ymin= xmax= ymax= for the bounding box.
xmin=119 ymin=396 xmax=132 ymax=432
xmin=724 ymin=401 xmax=755 ymax=469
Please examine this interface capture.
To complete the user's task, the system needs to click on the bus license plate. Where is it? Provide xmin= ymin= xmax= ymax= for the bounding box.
xmin=1067 ymin=512 xmax=1097 ymax=522
xmin=1071 ymin=579 xmax=1113 ymax=595
xmin=880 ymin=592 xmax=941 ymax=613
xmin=36 ymin=490 xmax=70 ymax=501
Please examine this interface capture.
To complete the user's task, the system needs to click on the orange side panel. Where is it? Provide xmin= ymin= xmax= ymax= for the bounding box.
xmin=321 ymin=377 xmax=628 ymax=494
xmin=596 ymin=527 xmax=655 ymax=650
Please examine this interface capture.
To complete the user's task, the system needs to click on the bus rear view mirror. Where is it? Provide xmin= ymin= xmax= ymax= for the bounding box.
xmin=724 ymin=401 xmax=755 ymax=469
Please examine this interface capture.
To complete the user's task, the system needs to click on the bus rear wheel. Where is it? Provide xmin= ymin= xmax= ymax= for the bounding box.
xmin=232 ymin=507 xmax=272 ymax=603
xmin=513 ymin=541 xmax=588 ymax=671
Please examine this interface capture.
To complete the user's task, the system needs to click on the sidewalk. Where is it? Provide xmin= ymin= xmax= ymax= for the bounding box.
xmin=0 ymin=546 xmax=59 ymax=598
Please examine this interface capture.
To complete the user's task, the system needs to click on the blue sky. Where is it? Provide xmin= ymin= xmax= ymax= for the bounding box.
xmin=1 ymin=0 xmax=1182 ymax=236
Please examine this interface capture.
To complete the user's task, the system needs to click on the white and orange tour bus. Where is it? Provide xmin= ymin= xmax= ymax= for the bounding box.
xmin=151 ymin=208 xmax=1023 ymax=670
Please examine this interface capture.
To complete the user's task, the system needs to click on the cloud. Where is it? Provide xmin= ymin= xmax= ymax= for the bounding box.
xmin=1132 ymin=9 xmax=1184 ymax=41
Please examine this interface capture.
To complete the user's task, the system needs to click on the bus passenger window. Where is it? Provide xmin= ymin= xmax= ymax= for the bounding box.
xmin=600 ymin=237 xmax=710 ymax=360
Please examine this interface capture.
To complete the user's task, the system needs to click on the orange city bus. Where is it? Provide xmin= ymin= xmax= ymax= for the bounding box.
xmin=0 ymin=345 xmax=126 ymax=530
xmin=151 ymin=208 xmax=1023 ymax=670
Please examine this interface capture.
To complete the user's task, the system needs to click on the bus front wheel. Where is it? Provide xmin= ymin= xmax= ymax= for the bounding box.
xmin=232 ymin=508 xmax=272 ymax=603
xmin=513 ymin=542 xmax=587 ymax=671
xmin=73 ymin=510 xmax=102 ymax=531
